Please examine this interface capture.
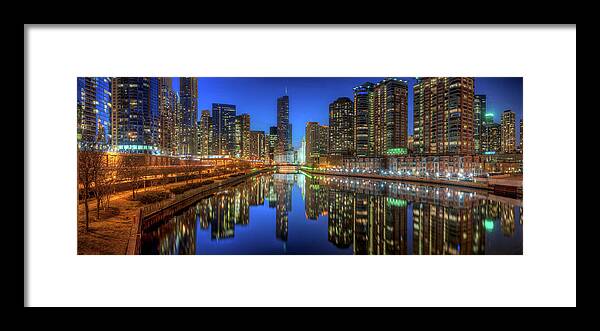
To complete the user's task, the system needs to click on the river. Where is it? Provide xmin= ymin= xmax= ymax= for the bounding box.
xmin=141 ymin=172 xmax=523 ymax=255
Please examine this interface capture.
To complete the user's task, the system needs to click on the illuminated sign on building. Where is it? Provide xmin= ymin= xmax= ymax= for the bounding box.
xmin=387 ymin=197 xmax=407 ymax=207
xmin=386 ymin=147 xmax=408 ymax=155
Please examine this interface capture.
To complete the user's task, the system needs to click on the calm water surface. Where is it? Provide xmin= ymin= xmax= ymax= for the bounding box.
xmin=141 ymin=173 xmax=523 ymax=255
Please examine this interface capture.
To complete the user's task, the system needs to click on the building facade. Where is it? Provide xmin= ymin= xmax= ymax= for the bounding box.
xmin=77 ymin=77 xmax=112 ymax=149
xmin=212 ymin=103 xmax=237 ymax=156
xmin=268 ymin=126 xmax=278 ymax=163
xmin=520 ymin=118 xmax=523 ymax=153
xmin=198 ymin=109 xmax=212 ymax=157
xmin=353 ymin=82 xmax=374 ymax=157
xmin=276 ymin=95 xmax=291 ymax=157
xmin=249 ymin=130 xmax=266 ymax=161
xmin=329 ymin=97 xmax=355 ymax=157
xmin=481 ymin=121 xmax=502 ymax=154
xmin=413 ymin=77 xmax=475 ymax=156
xmin=501 ymin=110 xmax=517 ymax=154
xmin=111 ymin=77 xmax=160 ymax=154
xmin=474 ymin=94 xmax=487 ymax=153
xmin=235 ymin=113 xmax=251 ymax=159
xmin=179 ymin=77 xmax=198 ymax=156
xmin=158 ymin=77 xmax=179 ymax=156
xmin=305 ymin=122 xmax=320 ymax=165
xmin=371 ymin=78 xmax=409 ymax=156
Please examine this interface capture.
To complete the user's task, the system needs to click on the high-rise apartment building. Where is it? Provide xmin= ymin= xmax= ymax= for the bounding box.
xmin=413 ymin=77 xmax=475 ymax=155
xmin=501 ymin=110 xmax=517 ymax=154
xmin=235 ymin=113 xmax=251 ymax=159
xmin=305 ymin=122 xmax=321 ymax=164
xmin=179 ymin=77 xmax=198 ymax=156
xmin=197 ymin=109 xmax=212 ymax=157
xmin=353 ymin=82 xmax=374 ymax=157
xmin=481 ymin=113 xmax=502 ymax=154
xmin=268 ymin=126 xmax=278 ymax=163
xmin=329 ymin=97 xmax=355 ymax=157
xmin=318 ymin=125 xmax=329 ymax=157
xmin=158 ymin=78 xmax=179 ymax=156
xmin=520 ymin=118 xmax=523 ymax=153
xmin=212 ymin=103 xmax=237 ymax=156
xmin=249 ymin=130 xmax=266 ymax=160
xmin=111 ymin=77 xmax=160 ymax=154
xmin=77 ymin=77 xmax=112 ymax=149
xmin=371 ymin=78 xmax=409 ymax=156
xmin=474 ymin=94 xmax=487 ymax=153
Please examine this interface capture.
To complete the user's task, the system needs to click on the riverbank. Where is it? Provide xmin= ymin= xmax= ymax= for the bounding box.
xmin=302 ymin=168 xmax=488 ymax=189
xmin=77 ymin=168 xmax=272 ymax=255
xmin=302 ymin=168 xmax=523 ymax=198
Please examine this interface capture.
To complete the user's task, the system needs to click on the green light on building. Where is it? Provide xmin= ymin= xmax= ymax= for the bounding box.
xmin=386 ymin=147 xmax=408 ymax=155
xmin=484 ymin=218 xmax=495 ymax=232
xmin=387 ymin=197 xmax=407 ymax=207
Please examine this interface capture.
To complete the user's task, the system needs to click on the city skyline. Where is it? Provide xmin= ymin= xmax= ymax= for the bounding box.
xmin=173 ymin=77 xmax=523 ymax=148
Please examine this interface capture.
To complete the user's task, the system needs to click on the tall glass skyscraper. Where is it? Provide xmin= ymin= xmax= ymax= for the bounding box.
xmin=212 ymin=103 xmax=237 ymax=156
xmin=198 ymin=109 xmax=212 ymax=157
xmin=77 ymin=77 xmax=112 ymax=149
xmin=276 ymin=95 xmax=291 ymax=158
xmin=158 ymin=77 xmax=178 ymax=155
xmin=111 ymin=77 xmax=160 ymax=154
xmin=474 ymin=94 xmax=487 ymax=154
xmin=179 ymin=77 xmax=198 ymax=156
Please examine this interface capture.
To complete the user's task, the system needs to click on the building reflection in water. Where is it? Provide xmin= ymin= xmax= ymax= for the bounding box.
xmin=306 ymin=175 xmax=521 ymax=255
xmin=141 ymin=173 xmax=522 ymax=255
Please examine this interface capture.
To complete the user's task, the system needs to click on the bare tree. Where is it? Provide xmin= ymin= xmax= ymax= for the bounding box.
xmin=77 ymin=146 xmax=103 ymax=231
xmin=97 ymin=154 xmax=122 ymax=212
xmin=181 ymin=159 xmax=197 ymax=184
xmin=121 ymin=154 xmax=145 ymax=199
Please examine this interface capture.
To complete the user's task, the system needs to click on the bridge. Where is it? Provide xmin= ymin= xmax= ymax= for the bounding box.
xmin=276 ymin=164 xmax=299 ymax=174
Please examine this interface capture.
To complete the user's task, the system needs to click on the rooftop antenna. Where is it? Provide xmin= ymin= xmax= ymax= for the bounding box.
xmin=285 ymin=86 xmax=288 ymax=96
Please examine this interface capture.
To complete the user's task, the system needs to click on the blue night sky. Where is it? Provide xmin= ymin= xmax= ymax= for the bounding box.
xmin=172 ymin=77 xmax=523 ymax=148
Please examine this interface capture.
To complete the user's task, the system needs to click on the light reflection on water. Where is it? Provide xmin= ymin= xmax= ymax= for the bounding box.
xmin=141 ymin=173 xmax=523 ymax=255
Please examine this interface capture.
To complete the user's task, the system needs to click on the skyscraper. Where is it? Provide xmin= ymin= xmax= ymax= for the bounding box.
xmin=305 ymin=122 xmax=321 ymax=165
xmin=297 ymin=137 xmax=306 ymax=165
xmin=197 ymin=109 xmax=212 ymax=157
xmin=111 ymin=77 xmax=160 ymax=154
xmin=158 ymin=77 xmax=179 ymax=155
xmin=474 ymin=94 xmax=487 ymax=153
xmin=413 ymin=77 xmax=475 ymax=155
xmin=353 ymin=82 xmax=374 ymax=157
xmin=501 ymin=110 xmax=517 ymax=154
xmin=268 ymin=126 xmax=278 ymax=163
xmin=77 ymin=77 xmax=112 ymax=149
xmin=235 ymin=113 xmax=251 ymax=159
xmin=276 ymin=95 xmax=291 ymax=158
xmin=179 ymin=77 xmax=198 ymax=156
xmin=249 ymin=130 xmax=266 ymax=160
xmin=318 ymin=125 xmax=329 ymax=158
xmin=481 ymin=113 xmax=501 ymax=154
xmin=329 ymin=97 xmax=355 ymax=157
xmin=520 ymin=118 xmax=523 ymax=153
xmin=212 ymin=103 xmax=237 ymax=156
xmin=371 ymin=78 xmax=409 ymax=156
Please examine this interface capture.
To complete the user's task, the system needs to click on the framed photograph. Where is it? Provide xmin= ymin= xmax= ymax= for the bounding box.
xmin=25 ymin=24 xmax=576 ymax=307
